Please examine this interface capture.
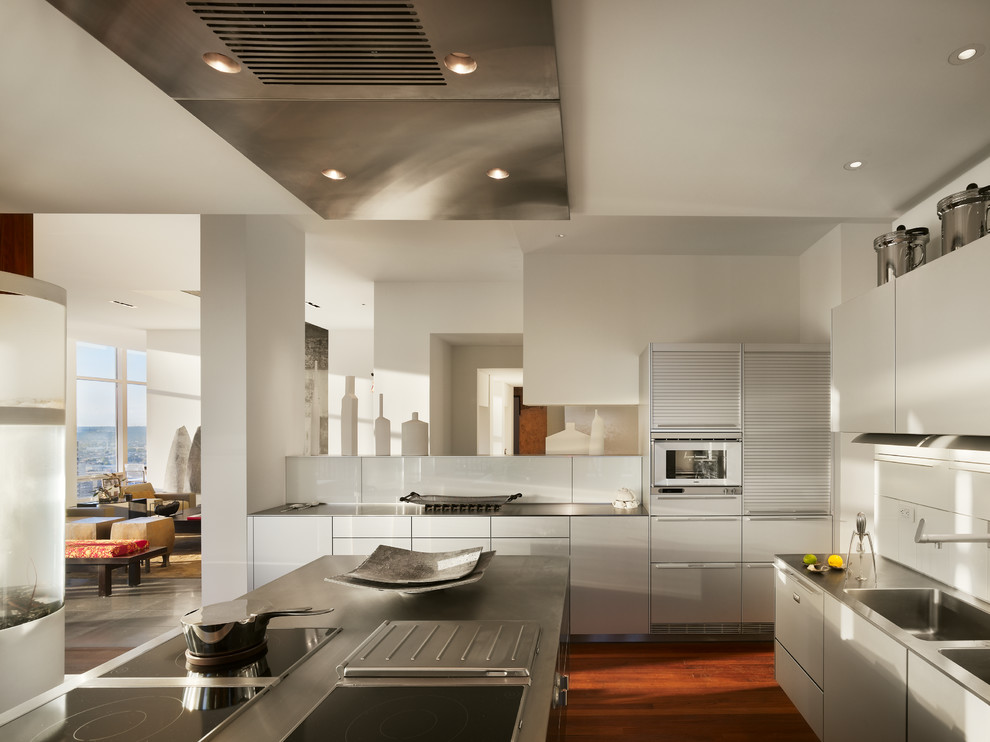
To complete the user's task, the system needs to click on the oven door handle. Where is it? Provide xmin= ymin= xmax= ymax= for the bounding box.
xmin=655 ymin=495 xmax=739 ymax=500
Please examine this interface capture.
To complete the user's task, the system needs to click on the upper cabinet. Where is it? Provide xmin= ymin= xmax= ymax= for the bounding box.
xmin=895 ymin=241 xmax=990 ymax=435
xmin=831 ymin=282 xmax=895 ymax=433
xmin=832 ymin=235 xmax=990 ymax=436
xmin=646 ymin=343 xmax=742 ymax=431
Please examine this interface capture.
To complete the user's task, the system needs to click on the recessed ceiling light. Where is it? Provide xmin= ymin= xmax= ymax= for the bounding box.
xmin=321 ymin=168 xmax=347 ymax=180
xmin=202 ymin=52 xmax=241 ymax=74
xmin=556 ymin=233 xmax=566 ymax=238
xmin=486 ymin=168 xmax=510 ymax=180
xmin=948 ymin=44 xmax=985 ymax=65
xmin=443 ymin=52 xmax=478 ymax=74
xmin=110 ymin=300 xmax=136 ymax=309
xmin=843 ymin=160 xmax=865 ymax=171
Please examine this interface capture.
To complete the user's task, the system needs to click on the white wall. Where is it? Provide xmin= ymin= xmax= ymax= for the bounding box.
xmin=200 ymin=215 xmax=304 ymax=601
xmin=523 ymin=253 xmax=801 ymax=405
xmin=327 ymin=328 xmax=374 ymax=456
xmin=374 ymin=281 xmax=523 ymax=453
xmin=799 ymin=226 xmax=842 ymax=344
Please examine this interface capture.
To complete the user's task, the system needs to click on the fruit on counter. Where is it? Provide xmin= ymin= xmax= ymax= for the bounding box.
xmin=827 ymin=554 xmax=844 ymax=568
xmin=803 ymin=554 xmax=818 ymax=565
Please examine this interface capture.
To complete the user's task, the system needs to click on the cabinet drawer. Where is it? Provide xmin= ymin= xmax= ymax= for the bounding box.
xmin=411 ymin=537 xmax=491 ymax=553
xmin=491 ymin=516 xmax=569 ymax=538
xmin=332 ymin=516 xmax=411 ymax=538
xmin=651 ymin=493 xmax=741 ymax=516
xmin=742 ymin=516 xmax=831 ymax=562
xmin=412 ymin=516 xmax=490 ymax=538
xmin=775 ymin=640 xmax=823 ymax=740
xmin=651 ymin=516 xmax=740 ymax=562
xmin=491 ymin=537 xmax=569 ymax=557
xmin=774 ymin=567 xmax=824 ymax=687
xmin=741 ymin=562 xmax=775 ymax=624
xmin=650 ymin=563 xmax=741 ymax=624
xmin=332 ymin=537 xmax=412 ymax=556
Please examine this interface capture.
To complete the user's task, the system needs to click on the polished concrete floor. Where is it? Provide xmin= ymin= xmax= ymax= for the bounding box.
xmin=64 ymin=535 xmax=202 ymax=675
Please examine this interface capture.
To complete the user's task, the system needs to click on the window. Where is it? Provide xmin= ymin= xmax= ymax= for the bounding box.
xmin=75 ymin=342 xmax=147 ymax=499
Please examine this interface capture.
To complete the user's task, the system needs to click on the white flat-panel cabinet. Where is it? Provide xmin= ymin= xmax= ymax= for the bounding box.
xmin=831 ymin=281 xmax=895 ymax=433
xmin=823 ymin=594 xmax=907 ymax=742
xmin=570 ymin=516 xmax=649 ymax=635
xmin=775 ymin=639 xmax=824 ymax=740
xmin=332 ymin=516 xmax=412 ymax=555
xmin=252 ymin=516 xmax=332 ymax=587
xmin=895 ymin=241 xmax=990 ymax=435
xmin=774 ymin=566 xmax=824 ymax=687
xmin=491 ymin=516 xmax=569 ymax=557
xmin=907 ymin=652 xmax=990 ymax=741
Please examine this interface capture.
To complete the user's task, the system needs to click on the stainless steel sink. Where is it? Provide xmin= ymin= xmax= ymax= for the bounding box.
xmin=940 ymin=648 xmax=990 ymax=683
xmin=844 ymin=588 xmax=990 ymax=641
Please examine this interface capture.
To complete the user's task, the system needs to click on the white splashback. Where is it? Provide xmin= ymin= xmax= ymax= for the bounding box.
xmin=875 ymin=454 xmax=990 ymax=601
xmin=286 ymin=455 xmax=643 ymax=505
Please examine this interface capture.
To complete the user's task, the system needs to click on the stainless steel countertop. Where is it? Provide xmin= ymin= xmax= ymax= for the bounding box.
xmin=775 ymin=553 xmax=990 ymax=706
xmin=252 ymin=502 xmax=648 ymax=517
xmin=200 ymin=554 xmax=569 ymax=741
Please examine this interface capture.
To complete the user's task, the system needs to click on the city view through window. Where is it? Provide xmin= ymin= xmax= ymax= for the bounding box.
xmin=76 ymin=343 xmax=146 ymax=499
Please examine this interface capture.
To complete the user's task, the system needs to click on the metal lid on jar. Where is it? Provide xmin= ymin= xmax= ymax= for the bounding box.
xmin=937 ymin=183 xmax=990 ymax=218
xmin=873 ymin=225 xmax=930 ymax=250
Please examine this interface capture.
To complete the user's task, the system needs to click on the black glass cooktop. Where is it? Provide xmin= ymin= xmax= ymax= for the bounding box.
xmin=285 ymin=685 xmax=526 ymax=742
xmin=0 ymin=685 xmax=262 ymax=742
xmin=103 ymin=627 xmax=336 ymax=679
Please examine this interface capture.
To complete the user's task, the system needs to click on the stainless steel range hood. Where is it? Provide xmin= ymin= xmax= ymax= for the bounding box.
xmin=852 ymin=433 xmax=990 ymax=452
xmin=46 ymin=0 xmax=568 ymax=221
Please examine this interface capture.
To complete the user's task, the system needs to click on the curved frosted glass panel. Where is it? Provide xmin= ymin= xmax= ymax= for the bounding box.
xmin=0 ymin=273 xmax=66 ymax=630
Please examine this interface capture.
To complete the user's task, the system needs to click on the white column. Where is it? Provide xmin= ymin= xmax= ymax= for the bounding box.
xmin=200 ymin=215 xmax=304 ymax=602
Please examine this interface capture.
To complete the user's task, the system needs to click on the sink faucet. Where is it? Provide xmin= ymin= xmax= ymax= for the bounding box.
xmin=914 ymin=519 xmax=990 ymax=549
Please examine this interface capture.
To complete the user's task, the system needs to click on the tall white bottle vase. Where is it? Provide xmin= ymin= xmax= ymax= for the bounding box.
xmin=340 ymin=376 xmax=358 ymax=456
xmin=589 ymin=409 xmax=605 ymax=455
xmin=374 ymin=393 xmax=391 ymax=456
xmin=401 ymin=412 xmax=429 ymax=455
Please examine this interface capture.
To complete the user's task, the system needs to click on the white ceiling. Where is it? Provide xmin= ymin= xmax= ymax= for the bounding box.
xmin=4 ymin=0 xmax=990 ymax=333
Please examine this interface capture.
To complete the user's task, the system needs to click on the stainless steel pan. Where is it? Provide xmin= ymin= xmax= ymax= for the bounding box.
xmin=181 ymin=599 xmax=332 ymax=658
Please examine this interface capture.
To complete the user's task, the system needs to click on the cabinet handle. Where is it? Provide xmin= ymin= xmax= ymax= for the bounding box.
xmin=792 ymin=593 xmax=801 ymax=604
xmin=653 ymin=517 xmax=738 ymax=522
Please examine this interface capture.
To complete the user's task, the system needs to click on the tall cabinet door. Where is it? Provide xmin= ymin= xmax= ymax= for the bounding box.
xmin=830 ymin=283 xmax=895 ymax=433
xmin=649 ymin=343 xmax=742 ymax=430
xmin=570 ymin=517 xmax=649 ymax=635
xmin=743 ymin=345 xmax=832 ymax=516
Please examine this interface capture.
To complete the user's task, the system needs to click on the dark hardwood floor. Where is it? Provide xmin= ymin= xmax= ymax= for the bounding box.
xmin=565 ymin=642 xmax=818 ymax=742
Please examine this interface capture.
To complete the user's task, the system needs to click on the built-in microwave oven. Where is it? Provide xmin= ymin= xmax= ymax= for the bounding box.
xmin=651 ymin=433 xmax=742 ymax=487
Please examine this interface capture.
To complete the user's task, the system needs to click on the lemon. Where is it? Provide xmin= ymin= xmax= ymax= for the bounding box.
xmin=803 ymin=553 xmax=818 ymax=565
xmin=828 ymin=554 xmax=844 ymax=568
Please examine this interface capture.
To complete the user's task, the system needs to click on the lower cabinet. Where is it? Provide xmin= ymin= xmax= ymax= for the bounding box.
xmin=570 ymin=517 xmax=649 ymax=635
xmin=775 ymin=639 xmax=823 ymax=740
xmin=252 ymin=516 xmax=333 ymax=587
xmin=823 ymin=594 xmax=906 ymax=742
xmin=907 ymin=653 xmax=990 ymax=741
xmin=651 ymin=563 xmax=741 ymax=624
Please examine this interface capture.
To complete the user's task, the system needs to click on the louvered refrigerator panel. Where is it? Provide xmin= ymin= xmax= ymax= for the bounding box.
xmin=743 ymin=348 xmax=832 ymax=516
xmin=650 ymin=344 xmax=742 ymax=431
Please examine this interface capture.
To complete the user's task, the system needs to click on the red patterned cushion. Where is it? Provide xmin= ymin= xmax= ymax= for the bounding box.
xmin=65 ymin=539 xmax=150 ymax=558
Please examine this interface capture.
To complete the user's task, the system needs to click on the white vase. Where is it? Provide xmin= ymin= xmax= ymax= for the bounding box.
xmin=545 ymin=422 xmax=590 ymax=455
xmin=340 ymin=376 xmax=358 ymax=456
xmin=590 ymin=410 xmax=605 ymax=455
xmin=401 ymin=412 xmax=429 ymax=455
xmin=374 ymin=393 xmax=391 ymax=456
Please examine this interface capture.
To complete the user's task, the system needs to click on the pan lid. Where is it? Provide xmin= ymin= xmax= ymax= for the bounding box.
xmin=181 ymin=599 xmax=275 ymax=628
xmin=937 ymin=183 xmax=990 ymax=217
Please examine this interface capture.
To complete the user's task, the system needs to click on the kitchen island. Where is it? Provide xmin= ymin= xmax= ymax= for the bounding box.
xmin=0 ymin=554 xmax=569 ymax=742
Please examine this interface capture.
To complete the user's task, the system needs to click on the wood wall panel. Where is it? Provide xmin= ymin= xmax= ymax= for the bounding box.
xmin=0 ymin=214 xmax=33 ymax=277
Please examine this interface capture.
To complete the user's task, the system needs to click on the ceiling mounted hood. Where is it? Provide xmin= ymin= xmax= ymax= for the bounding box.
xmin=852 ymin=433 xmax=990 ymax=453
xmin=46 ymin=0 xmax=568 ymax=221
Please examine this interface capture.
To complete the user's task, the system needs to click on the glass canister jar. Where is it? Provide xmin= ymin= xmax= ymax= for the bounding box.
xmin=873 ymin=225 xmax=930 ymax=285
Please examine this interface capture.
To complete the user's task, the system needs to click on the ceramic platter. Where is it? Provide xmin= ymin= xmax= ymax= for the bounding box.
xmin=345 ymin=544 xmax=483 ymax=584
